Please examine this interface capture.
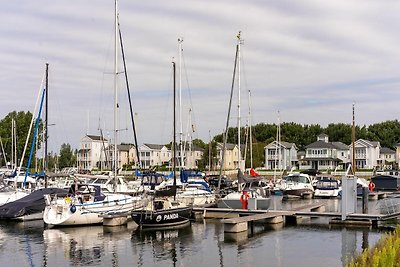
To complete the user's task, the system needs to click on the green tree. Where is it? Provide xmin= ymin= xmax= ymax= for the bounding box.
xmin=0 ymin=111 xmax=43 ymax=168
xmin=59 ymin=143 xmax=74 ymax=169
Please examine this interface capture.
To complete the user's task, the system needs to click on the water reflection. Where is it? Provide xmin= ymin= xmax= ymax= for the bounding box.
xmin=131 ymin=223 xmax=192 ymax=267
xmin=0 ymin=202 xmax=390 ymax=267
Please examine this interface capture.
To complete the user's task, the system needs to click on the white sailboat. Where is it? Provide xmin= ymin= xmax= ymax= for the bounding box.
xmin=43 ymin=0 xmax=144 ymax=227
xmin=131 ymin=60 xmax=191 ymax=229
xmin=216 ymin=32 xmax=271 ymax=210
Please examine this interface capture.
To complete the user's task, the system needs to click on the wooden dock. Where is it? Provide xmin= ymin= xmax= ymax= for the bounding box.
xmin=193 ymin=202 xmax=400 ymax=235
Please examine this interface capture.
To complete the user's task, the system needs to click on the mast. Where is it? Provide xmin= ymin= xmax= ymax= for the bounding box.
xmin=178 ymin=38 xmax=184 ymax=170
xmin=45 ymin=62 xmax=49 ymax=187
xmin=237 ymin=31 xmax=242 ymax=172
xmin=352 ymin=102 xmax=356 ymax=175
xmin=208 ymin=130 xmax=211 ymax=173
xmin=173 ymin=60 xmax=177 ymax=200
xmin=248 ymin=89 xmax=253 ymax=169
xmin=217 ymin=32 xmax=239 ymax=191
xmin=11 ymin=119 xmax=14 ymax=169
xmin=118 ymin=16 xmax=141 ymax=170
xmin=113 ymin=0 xmax=119 ymax=189
xmin=273 ymin=110 xmax=281 ymax=183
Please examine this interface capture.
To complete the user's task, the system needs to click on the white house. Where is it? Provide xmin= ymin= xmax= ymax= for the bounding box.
xmin=379 ymin=147 xmax=396 ymax=169
xmin=351 ymin=139 xmax=381 ymax=169
xmin=176 ymin=143 xmax=204 ymax=169
xmin=104 ymin=144 xmax=137 ymax=170
xmin=302 ymin=134 xmax=349 ymax=171
xmin=77 ymin=135 xmax=108 ymax=171
xmin=138 ymin=144 xmax=170 ymax=169
xmin=264 ymin=141 xmax=298 ymax=171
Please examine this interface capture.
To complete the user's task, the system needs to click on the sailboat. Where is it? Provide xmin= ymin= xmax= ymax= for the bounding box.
xmin=131 ymin=60 xmax=191 ymax=229
xmin=216 ymin=31 xmax=271 ymax=210
xmin=43 ymin=0 xmax=144 ymax=227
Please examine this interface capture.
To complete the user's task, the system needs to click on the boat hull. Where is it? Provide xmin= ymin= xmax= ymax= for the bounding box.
xmin=131 ymin=206 xmax=191 ymax=228
xmin=283 ymin=189 xmax=314 ymax=198
xmin=217 ymin=197 xmax=271 ymax=210
xmin=44 ymin=195 xmax=143 ymax=227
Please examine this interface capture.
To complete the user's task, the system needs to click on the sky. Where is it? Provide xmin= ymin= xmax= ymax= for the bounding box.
xmin=1 ymin=0 xmax=400 ymax=153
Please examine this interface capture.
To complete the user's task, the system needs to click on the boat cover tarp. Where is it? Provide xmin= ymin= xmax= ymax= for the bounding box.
xmin=180 ymin=169 xmax=203 ymax=183
xmin=155 ymin=186 xmax=176 ymax=197
xmin=0 ymin=187 xmax=67 ymax=219
xmin=238 ymin=169 xmax=264 ymax=184
xmin=371 ymin=175 xmax=400 ymax=191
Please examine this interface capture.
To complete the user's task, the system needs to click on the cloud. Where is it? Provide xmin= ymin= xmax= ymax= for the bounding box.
xmin=1 ymin=0 xmax=400 ymax=153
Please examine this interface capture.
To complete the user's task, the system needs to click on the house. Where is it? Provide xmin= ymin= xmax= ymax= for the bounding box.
xmin=176 ymin=143 xmax=204 ymax=169
xmin=103 ymin=144 xmax=137 ymax=170
xmin=264 ymin=141 xmax=298 ymax=171
xmin=379 ymin=147 xmax=396 ymax=169
xmin=351 ymin=139 xmax=381 ymax=169
xmin=77 ymin=135 xmax=108 ymax=171
xmin=138 ymin=144 xmax=171 ymax=169
xmin=302 ymin=134 xmax=349 ymax=171
xmin=215 ymin=143 xmax=245 ymax=171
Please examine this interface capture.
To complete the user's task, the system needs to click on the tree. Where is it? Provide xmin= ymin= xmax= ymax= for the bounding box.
xmin=0 ymin=111 xmax=43 ymax=168
xmin=58 ymin=143 xmax=74 ymax=169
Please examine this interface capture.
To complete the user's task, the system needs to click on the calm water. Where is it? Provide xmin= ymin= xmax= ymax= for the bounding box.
xmin=0 ymin=196 xmax=397 ymax=267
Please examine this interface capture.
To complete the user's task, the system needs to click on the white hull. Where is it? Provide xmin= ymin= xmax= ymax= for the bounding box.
xmin=44 ymin=194 xmax=144 ymax=227
xmin=176 ymin=190 xmax=216 ymax=207
xmin=314 ymin=188 xmax=341 ymax=198
xmin=217 ymin=191 xmax=270 ymax=210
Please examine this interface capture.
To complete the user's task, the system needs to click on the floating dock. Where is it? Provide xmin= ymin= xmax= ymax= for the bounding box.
xmin=193 ymin=202 xmax=400 ymax=235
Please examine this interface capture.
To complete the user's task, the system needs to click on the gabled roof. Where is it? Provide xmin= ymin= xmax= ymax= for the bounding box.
xmin=143 ymin=143 xmax=166 ymax=150
xmin=107 ymin=144 xmax=135 ymax=151
xmin=331 ymin=142 xmax=349 ymax=150
xmin=216 ymin=143 xmax=245 ymax=152
xmin=86 ymin=135 xmax=107 ymax=141
xmin=265 ymin=140 xmax=296 ymax=149
xmin=380 ymin=147 xmax=395 ymax=154
xmin=354 ymin=139 xmax=380 ymax=148
xmin=306 ymin=140 xmax=336 ymax=149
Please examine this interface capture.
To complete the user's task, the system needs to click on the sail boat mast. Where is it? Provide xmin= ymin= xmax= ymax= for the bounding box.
xmin=178 ymin=38 xmax=184 ymax=170
xmin=113 ymin=0 xmax=119 ymax=188
xmin=173 ymin=60 xmax=177 ymax=200
xmin=248 ymin=89 xmax=253 ymax=169
xmin=45 ymin=62 xmax=49 ymax=187
xmin=351 ymin=102 xmax=356 ymax=175
xmin=237 ymin=31 xmax=242 ymax=172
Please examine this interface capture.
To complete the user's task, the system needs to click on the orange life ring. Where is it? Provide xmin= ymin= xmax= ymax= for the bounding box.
xmin=368 ymin=181 xmax=375 ymax=192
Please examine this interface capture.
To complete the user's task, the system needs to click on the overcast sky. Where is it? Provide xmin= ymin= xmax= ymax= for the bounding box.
xmin=1 ymin=0 xmax=400 ymax=153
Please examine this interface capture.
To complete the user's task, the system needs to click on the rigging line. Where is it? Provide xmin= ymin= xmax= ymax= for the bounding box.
xmin=218 ymin=41 xmax=239 ymax=191
xmin=118 ymin=21 xmax=141 ymax=169
xmin=181 ymin=52 xmax=198 ymax=140
xmin=17 ymin=72 xmax=46 ymax=179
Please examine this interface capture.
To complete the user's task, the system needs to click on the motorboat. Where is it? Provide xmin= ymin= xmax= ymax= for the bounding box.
xmin=314 ymin=178 xmax=341 ymax=198
xmin=43 ymin=184 xmax=144 ymax=227
xmin=279 ymin=173 xmax=314 ymax=199
xmin=216 ymin=170 xmax=271 ymax=210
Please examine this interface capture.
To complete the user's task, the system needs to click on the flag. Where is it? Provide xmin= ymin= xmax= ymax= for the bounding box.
xmin=250 ymin=168 xmax=260 ymax=177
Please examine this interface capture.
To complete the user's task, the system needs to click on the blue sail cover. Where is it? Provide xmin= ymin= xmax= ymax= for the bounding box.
xmin=180 ymin=169 xmax=203 ymax=183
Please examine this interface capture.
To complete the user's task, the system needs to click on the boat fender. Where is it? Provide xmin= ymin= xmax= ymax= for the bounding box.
xmin=70 ymin=205 xmax=76 ymax=213
xmin=368 ymin=181 xmax=375 ymax=192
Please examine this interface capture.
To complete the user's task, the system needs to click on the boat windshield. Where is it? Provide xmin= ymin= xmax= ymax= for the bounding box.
xmin=284 ymin=175 xmax=310 ymax=184
xmin=316 ymin=180 xmax=339 ymax=189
